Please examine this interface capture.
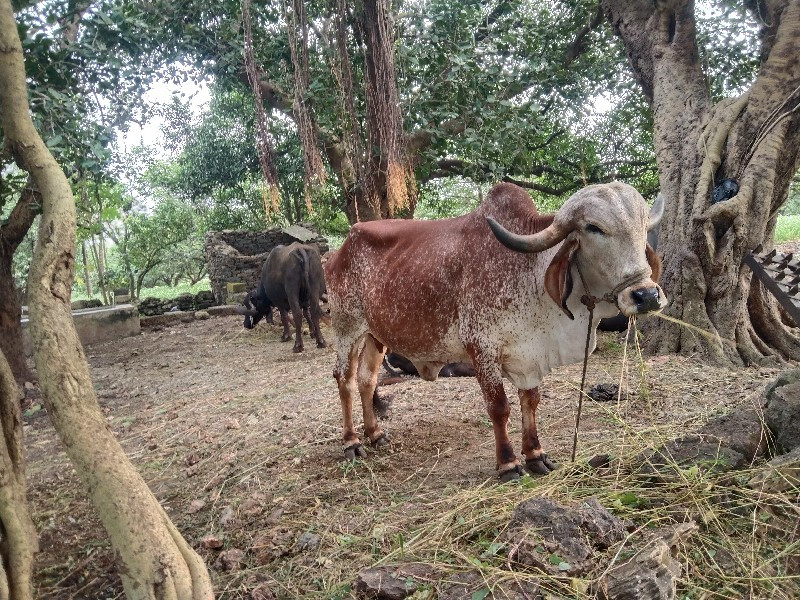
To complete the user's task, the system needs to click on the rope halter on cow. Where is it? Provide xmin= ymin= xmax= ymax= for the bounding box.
xmin=570 ymin=262 xmax=650 ymax=462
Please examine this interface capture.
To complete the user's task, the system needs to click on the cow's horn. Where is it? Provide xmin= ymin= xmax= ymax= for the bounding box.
xmin=234 ymin=305 xmax=259 ymax=317
xmin=648 ymin=193 xmax=664 ymax=232
xmin=487 ymin=217 xmax=566 ymax=253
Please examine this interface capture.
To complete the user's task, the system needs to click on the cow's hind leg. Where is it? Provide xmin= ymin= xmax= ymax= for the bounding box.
xmin=335 ymin=334 xmax=367 ymax=460
xmin=518 ymin=388 xmax=556 ymax=475
xmin=358 ymin=334 xmax=388 ymax=446
xmin=467 ymin=345 xmax=522 ymax=481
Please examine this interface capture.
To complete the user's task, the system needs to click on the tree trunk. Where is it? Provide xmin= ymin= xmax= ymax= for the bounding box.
xmin=0 ymin=2 xmax=215 ymax=598
xmin=0 ymin=350 xmax=37 ymax=600
xmin=81 ymin=240 xmax=92 ymax=297
xmin=0 ymin=243 xmax=33 ymax=384
xmin=0 ymin=184 xmax=37 ymax=384
xmin=603 ymin=0 xmax=800 ymax=364
xmin=90 ymin=236 xmax=109 ymax=304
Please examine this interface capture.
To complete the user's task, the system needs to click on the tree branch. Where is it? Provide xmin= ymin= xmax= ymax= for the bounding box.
xmin=474 ymin=0 xmax=515 ymax=44
xmin=564 ymin=2 xmax=604 ymax=67
xmin=0 ymin=180 xmax=39 ymax=251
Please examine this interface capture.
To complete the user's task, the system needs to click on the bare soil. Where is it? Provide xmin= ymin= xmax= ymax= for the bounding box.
xmin=22 ymin=315 xmax=786 ymax=599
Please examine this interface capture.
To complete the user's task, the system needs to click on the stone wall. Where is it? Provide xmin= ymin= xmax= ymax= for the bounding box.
xmin=205 ymin=224 xmax=329 ymax=304
xmin=138 ymin=290 xmax=218 ymax=316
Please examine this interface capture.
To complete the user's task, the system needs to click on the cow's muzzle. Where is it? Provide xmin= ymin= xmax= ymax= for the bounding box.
xmin=631 ymin=287 xmax=663 ymax=313
xmin=618 ymin=284 xmax=667 ymax=316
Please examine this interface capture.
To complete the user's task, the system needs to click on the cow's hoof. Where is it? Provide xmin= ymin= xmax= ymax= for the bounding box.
xmin=499 ymin=465 xmax=524 ymax=482
xmin=316 ymin=341 xmax=327 ymax=348
xmin=525 ymin=454 xmax=557 ymax=475
xmin=281 ymin=335 xmax=292 ymax=342
xmin=371 ymin=432 xmax=391 ymax=447
xmin=293 ymin=345 xmax=304 ymax=353
xmin=343 ymin=444 xmax=367 ymax=461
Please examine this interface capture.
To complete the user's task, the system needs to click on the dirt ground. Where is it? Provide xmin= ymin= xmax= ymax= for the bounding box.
xmin=22 ymin=314 xmax=788 ymax=599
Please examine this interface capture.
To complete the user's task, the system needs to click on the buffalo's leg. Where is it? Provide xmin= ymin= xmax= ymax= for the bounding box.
xmin=519 ymin=388 xmax=556 ymax=475
xmin=467 ymin=345 xmax=521 ymax=481
xmin=334 ymin=335 xmax=366 ymax=459
xmin=278 ymin=309 xmax=292 ymax=342
xmin=358 ymin=334 xmax=388 ymax=446
xmin=308 ymin=304 xmax=327 ymax=348
xmin=287 ymin=293 xmax=305 ymax=352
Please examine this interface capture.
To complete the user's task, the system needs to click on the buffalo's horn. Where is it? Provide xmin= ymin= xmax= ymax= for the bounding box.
xmin=487 ymin=217 xmax=567 ymax=253
xmin=648 ymin=193 xmax=664 ymax=232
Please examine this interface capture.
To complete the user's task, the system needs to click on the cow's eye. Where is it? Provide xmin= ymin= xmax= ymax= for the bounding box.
xmin=585 ymin=223 xmax=606 ymax=235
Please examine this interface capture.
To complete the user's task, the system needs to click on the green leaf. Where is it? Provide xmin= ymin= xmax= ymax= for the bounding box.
xmin=471 ymin=588 xmax=490 ymax=600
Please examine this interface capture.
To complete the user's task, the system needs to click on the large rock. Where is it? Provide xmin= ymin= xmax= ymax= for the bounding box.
xmin=596 ymin=523 xmax=697 ymax=600
xmin=634 ymin=435 xmax=745 ymax=482
xmin=503 ymin=497 xmax=629 ymax=576
xmin=696 ymin=407 xmax=769 ymax=461
xmin=749 ymin=445 xmax=800 ymax=495
xmin=765 ymin=374 xmax=800 ymax=452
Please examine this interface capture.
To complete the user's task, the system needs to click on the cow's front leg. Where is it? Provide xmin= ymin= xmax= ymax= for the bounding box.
xmin=335 ymin=339 xmax=366 ymax=460
xmin=518 ymin=388 xmax=556 ymax=475
xmin=467 ymin=346 xmax=522 ymax=481
xmin=278 ymin=309 xmax=292 ymax=343
xmin=358 ymin=335 xmax=388 ymax=446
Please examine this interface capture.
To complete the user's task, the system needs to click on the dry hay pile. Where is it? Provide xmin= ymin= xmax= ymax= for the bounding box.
xmin=20 ymin=316 xmax=799 ymax=599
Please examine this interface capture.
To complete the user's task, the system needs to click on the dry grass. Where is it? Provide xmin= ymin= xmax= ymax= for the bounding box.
xmin=21 ymin=315 xmax=798 ymax=599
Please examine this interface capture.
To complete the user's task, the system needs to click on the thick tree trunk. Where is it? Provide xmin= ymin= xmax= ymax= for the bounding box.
xmin=604 ymin=0 xmax=800 ymax=364
xmin=0 ymin=2 xmax=215 ymax=598
xmin=0 ymin=350 xmax=37 ymax=600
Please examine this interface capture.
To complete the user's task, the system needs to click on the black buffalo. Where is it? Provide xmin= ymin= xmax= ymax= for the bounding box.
xmin=238 ymin=242 xmax=327 ymax=353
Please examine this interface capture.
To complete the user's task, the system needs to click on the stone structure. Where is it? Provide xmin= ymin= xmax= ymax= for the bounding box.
xmin=138 ymin=290 xmax=217 ymax=317
xmin=20 ymin=304 xmax=140 ymax=356
xmin=205 ymin=224 xmax=329 ymax=304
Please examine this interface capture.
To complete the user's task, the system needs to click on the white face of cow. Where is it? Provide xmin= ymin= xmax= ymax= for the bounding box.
xmin=567 ymin=184 xmax=666 ymax=316
xmin=487 ymin=182 xmax=668 ymax=318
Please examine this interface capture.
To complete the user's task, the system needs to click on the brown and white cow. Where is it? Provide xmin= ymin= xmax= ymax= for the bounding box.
xmin=324 ymin=182 xmax=666 ymax=480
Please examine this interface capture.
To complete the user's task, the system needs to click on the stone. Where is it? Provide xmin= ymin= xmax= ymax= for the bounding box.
xmin=748 ymin=446 xmax=800 ymax=494
xmin=115 ymin=294 xmax=131 ymax=303
xmin=503 ymin=497 xmax=628 ymax=576
xmin=188 ymin=499 xmax=206 ymax=514
xmin=201 ymin=534 xmax=224 ymax=549
xmin=353 ymin=565 xmax=437 ymax=600
xmin=696 ymin=407 xmax=769 ymax=460
xmin=296 ymin=532 xmax=320 ymax=552
xmin=216 ymin=548 xmax=245 ymax=571
xmin=180 ymin=314 xmax=195 ymax=323
xmin=226 ymin=282 xmax=247 ymax=294
xmin=195 ymin=310 xmax=210 ymax=320
xmin=596 ymin=522 xmax=696 ymax=600
xmin=634 ymin=435 xmax=745 ymax=482
xmin=765 ymin=380 xmax=800 ymax=452
xmin=220 ymin=505 xmax=237 ymax=529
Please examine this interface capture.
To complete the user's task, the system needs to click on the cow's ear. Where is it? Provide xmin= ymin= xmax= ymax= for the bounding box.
xmin=646 ymin=243 xmax=661 ymax=282
xmin=544 ymin=236 xmax=579 ymax=320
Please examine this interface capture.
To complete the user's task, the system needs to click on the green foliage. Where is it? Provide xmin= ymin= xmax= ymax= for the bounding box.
xmin=775 ymin=215 xmax=800 ymax=243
